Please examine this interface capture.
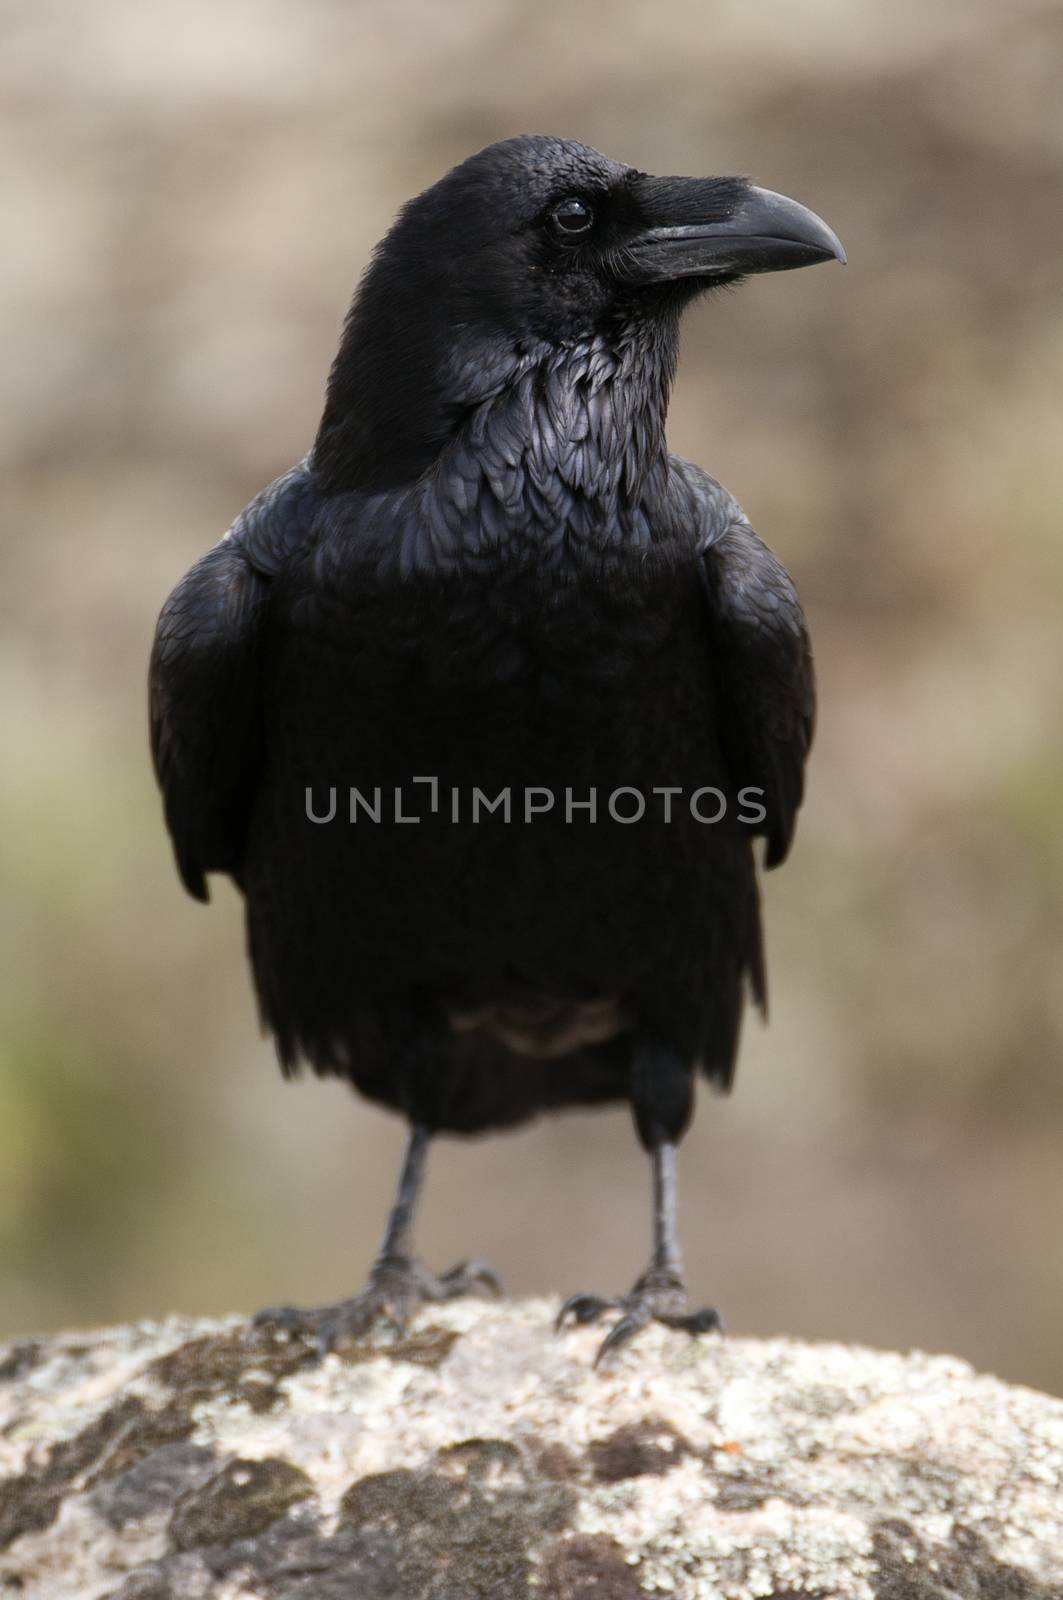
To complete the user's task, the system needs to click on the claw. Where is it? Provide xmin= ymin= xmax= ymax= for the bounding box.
xmin=378 ymin=1299 xmax=412 ymax=1336
xmin=556 ymin=1293 xmax=617 ymax=1332
xmin=252 ymin=1254 xmax=501 ymax=1356
xmin=317 ymin=1296 xmax=383 ymax=1352
xmin=252 ymin=1305 xmax=317 ymax=1340
xmin=593 ymin=1308 xmax=650 ymax=1367
xmin=440 ymin=1259 xmax=504 ymax=1297
xmin=658 ymin=1305 xmax=724 ymax=1336
xmin=555 ymin=1278 xmax=724 ymax=1365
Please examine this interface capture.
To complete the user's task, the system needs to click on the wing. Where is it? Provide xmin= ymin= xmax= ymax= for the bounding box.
xmin=698 ymin=508 xmax=815 ymax=869
xmin=149 ymin=460 xmax=318 ymax=901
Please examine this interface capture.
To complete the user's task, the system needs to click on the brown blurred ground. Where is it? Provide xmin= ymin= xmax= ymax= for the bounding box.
xmin=2 ymin=0 xmax=1062 ymax=1393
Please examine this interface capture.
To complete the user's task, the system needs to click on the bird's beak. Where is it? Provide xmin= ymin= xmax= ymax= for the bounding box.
xmin=620 ymin=180 xmax=845 ymax=284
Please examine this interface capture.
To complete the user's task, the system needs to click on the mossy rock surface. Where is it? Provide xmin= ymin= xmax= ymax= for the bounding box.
xmin=1 ymin=1300 xmax=1062 ymax=1597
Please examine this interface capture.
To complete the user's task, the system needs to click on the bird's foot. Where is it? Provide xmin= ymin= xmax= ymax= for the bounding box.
xmin=556 ymin=1265 xmax=722 ymax=1367
xmin=253 ymin=1254 xmax=502 ymax=1355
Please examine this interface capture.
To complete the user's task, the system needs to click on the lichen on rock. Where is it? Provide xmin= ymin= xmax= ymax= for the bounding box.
xmin=1 ymin=1299 xmax=1061 ymax=1598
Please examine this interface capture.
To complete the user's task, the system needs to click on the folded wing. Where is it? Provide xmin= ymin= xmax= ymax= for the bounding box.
xmin=149 ymin=461 xmax=317 ymax=900
xmin=699 ymin=510 xmax=815 ymax=870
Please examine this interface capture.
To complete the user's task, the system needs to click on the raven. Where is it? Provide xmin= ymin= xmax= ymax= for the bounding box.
xmin=150 ymin=136 xmax=843 ymax=1363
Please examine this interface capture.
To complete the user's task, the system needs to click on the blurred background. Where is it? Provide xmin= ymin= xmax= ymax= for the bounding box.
xmin=3 ymin=0 xmax=1062 ymax=1394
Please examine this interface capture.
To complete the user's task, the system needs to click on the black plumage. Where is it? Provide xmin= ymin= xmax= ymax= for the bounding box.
xmin=150 ymin=136 xmax=842 ymax=1360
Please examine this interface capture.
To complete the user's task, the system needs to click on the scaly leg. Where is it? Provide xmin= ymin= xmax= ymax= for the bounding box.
xmin=557 ymin=1038 xmax=721 ymax=1365
xmin=255 ymin=1123 xmax=500 ymax=1353
xmin=557 ymin=1141 xmax=722 ymax=1365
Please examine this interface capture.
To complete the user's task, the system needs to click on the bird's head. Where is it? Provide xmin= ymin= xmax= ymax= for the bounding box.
xmin=315 ymin=136 xmax=844 ymax=493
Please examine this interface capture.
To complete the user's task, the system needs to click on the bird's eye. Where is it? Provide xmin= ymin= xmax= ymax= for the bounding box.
xmin=549 ymin=197 xmax=594 ymax=237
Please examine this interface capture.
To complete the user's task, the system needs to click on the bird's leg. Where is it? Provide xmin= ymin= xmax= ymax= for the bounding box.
xmin=557 ymin=1040 xmax=722 ymax=1364
xmin=254 ymin=1123 xmax=500 ymax=1353
xmin=557 ymin=1141 xmax=723 ymax=1364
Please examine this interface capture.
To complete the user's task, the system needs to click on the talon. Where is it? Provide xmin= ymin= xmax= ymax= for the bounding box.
xmin=556 ymin=1293 xmax=614 ymax=1331
xmin=378 ymin=1301 xmax=408 ymax=1336
xmin=254 ymin=1252 xmax=500 ymax=1353
xmin=656 ymin=1305 xmax=723 ymax=1336
xmin=557 ymin=1271 xmax=724 ymax=1364
xmin=439 ymin=1259 xmax=504 ymax=1297
xmin=555 ymin=1293 xmax=585 ymax=1330
xmin=317 ymin=1298 xmax=379 ymax=1352
xmin=677 ymin=1306 xmax=724 ymax=1336
xmin=252 ymin=1305 xmax=316 ymax=1340
xmin=594 ymin=1311 xmax=648 ymax=1368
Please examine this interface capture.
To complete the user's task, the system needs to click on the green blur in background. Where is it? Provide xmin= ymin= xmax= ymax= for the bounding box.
xmin=2 ymin=0 xmax=1062 ymax=1393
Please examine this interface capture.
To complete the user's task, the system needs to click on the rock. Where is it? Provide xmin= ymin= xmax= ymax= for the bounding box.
xmin=1 ymin=1299 xmax=1061 ymax=1598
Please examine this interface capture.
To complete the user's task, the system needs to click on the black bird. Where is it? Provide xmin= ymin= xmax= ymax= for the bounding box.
xmin=150 ymin=136 xmax=843 ymax=1363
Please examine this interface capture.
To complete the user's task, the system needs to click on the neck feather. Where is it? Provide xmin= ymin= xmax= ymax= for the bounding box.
xmin=425 ymin=320 xmax=678 ymax=555
xmin=316 ymin=313 xmax=680 ymax=567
